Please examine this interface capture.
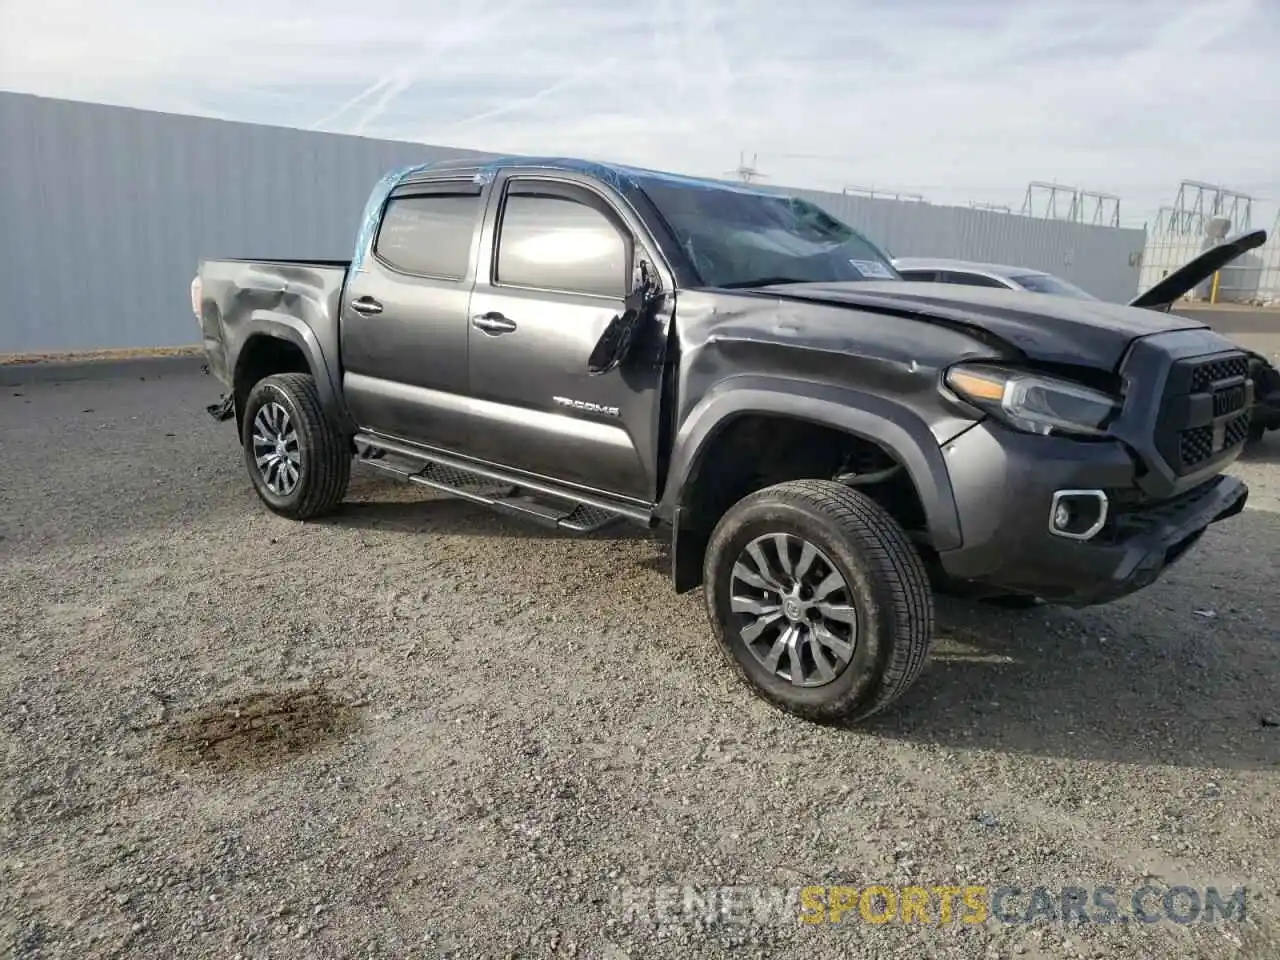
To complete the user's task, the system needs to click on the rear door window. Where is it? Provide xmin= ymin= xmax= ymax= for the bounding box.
xmin=374 ymin=190 xmax=482 ymax=279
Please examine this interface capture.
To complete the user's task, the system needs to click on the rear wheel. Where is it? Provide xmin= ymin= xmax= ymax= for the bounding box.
xmin=702 ymin=479 xmax=934 ymax=723
xmin=241 ymin=372 xmax=350 ymax=519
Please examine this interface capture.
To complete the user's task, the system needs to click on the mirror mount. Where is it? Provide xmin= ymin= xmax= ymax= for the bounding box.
xmin=588 ymin=259 xmax=660 ymax=376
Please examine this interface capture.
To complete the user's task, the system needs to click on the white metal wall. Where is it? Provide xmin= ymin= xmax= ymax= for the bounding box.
xmin=1 ymin=91 xmax=1149 ymax=354
xmin=0 ymin=92 xmax=494 ymax=354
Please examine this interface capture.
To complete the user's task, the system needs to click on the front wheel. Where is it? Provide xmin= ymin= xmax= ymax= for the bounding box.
xmin=241 ymin=372 xmax=351 ymax=520
xmin=703 ymin=479 xmax=935 ymax=723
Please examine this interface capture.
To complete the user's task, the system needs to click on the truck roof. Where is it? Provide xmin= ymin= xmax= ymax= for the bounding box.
xmin=381 ymin=153 xmax=780 ymax=197
xmin=351 ymin=154 xmax=800 ymax=273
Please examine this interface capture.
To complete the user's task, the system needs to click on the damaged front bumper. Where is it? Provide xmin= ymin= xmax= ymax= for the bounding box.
xmin=936 ymin=422 xmax=1249 ymax=606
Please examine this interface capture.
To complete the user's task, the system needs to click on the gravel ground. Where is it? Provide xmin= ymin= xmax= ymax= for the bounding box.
xmin=2 ymin=368 xmax=1278 ymax=960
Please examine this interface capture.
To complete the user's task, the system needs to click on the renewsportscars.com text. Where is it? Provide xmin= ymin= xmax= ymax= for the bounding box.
xmin=613 ymin=883 xmax=1248 ymax=927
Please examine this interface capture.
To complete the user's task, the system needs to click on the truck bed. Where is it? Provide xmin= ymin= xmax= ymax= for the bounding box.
xmin=195 ymin=257 xmax=349 ymax=391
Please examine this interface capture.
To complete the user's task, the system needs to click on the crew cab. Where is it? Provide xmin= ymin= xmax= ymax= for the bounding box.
xmin=192 ymin=156 xmax=1254 ymax=723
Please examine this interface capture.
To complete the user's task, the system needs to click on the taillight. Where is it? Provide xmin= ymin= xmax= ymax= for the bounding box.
xmin=190 ymin=276 xmax=202 ymax=320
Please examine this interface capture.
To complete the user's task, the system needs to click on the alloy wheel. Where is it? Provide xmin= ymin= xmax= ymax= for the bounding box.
xmin=251 ymin=401 xmax=301 ymax=496
xmin=728 ymin=532 xmax=859 ymax=687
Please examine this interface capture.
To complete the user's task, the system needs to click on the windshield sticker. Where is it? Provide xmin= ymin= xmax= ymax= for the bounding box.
xmin=849 ymin=259 xmax=894 ymax=279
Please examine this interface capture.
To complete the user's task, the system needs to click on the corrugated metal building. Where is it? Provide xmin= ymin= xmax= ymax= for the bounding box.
xmin=0 ymin=90 xmax=1149 ymax=354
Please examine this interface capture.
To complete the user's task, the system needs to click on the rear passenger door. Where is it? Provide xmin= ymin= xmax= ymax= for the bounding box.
xmin=339 ymin=177 xmax=487 ymax=451
xmin=463 ymin=172 xmax=667 ymax=503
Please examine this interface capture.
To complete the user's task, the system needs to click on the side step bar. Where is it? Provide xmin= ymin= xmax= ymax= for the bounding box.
xmin=352 ymin=432 xmax=649 ymax=535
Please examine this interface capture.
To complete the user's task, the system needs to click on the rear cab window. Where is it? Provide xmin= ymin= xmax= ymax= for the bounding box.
xmin=374 ymin=185 xmax=483 ymax=279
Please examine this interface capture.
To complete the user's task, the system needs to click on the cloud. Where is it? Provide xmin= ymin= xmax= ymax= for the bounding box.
xmin=2 ymin=0 xmax=1277 ymax=226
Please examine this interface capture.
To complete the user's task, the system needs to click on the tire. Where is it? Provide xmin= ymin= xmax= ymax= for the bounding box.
xmin=702 ymin=479 xmax=934 ymax=724
xmin=241 ymin=372 xmax=351 ymax=520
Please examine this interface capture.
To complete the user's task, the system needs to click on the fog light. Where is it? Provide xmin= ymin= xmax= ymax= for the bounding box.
xmin=1053 ymin=501 xmax=1072 ymax=530
xmin=1049 ymin=490 xmax=1109 ymax=540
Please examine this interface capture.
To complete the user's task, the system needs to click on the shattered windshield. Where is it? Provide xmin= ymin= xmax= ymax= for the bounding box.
xmin=636 ymin=178 xmax=900 ymax=288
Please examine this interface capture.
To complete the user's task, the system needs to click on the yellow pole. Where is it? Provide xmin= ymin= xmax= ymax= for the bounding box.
xmin=1210 ymin=270 xmax=1220 ymax=304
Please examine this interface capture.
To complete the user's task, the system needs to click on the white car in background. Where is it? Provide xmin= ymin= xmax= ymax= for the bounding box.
xmin=890 ymin=257 xmax=1099 ymax=299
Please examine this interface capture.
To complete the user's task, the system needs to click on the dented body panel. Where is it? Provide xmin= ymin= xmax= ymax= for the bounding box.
xmin=198 ymin=258 xmax=350 ymax=429
xmin=195 ymin=155 xmax=1255 ymax=605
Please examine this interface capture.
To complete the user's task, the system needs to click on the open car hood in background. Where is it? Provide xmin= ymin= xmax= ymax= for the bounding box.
xmin=1128 ymin=228 xmax=1268 ymax=310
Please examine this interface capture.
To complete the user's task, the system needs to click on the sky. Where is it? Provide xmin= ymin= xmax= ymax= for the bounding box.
xmin=2 ymin=0 xmax=1278 ymax=230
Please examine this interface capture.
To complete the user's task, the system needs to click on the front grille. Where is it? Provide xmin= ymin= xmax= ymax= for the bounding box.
xmin=1225 ymin=412 xmax=1252 ymax=446
xmin=1213 ymin=383 xmax=1247 ymax=416
xmin=1155 ymin=350 xmax=1253 ymax=475
xmin=1179 ymin=427 xmax=1213 ymax=465
xmin=1178 ymin=412 xmax=1251 ymax=465
xmin=1190 ymin=356 xmax=1249 ymax=391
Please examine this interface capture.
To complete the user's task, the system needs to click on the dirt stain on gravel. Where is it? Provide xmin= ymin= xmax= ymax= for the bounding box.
xmin=156 ymin=685 xmax=363 ymax=773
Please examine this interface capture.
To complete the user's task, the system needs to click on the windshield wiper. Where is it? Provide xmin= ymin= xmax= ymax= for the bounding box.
xmin=717 ymin=276 xmax=814 ymax=289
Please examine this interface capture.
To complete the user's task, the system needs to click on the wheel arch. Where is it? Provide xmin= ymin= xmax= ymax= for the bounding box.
xmin=660 ymin=377 xmax=966 ymax=592
xmin=230 ymin=312 xmax=344 ymax=432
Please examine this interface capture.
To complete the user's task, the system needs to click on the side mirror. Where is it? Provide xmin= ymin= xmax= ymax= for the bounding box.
xmin=588 ymin=260 xmax=659 ymax=376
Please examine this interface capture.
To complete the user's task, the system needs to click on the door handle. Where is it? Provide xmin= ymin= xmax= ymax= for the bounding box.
xmin=472 ymin=312 xmax=517 ymax=335
xmin=351 ymin=296 xmax=383 ymax=316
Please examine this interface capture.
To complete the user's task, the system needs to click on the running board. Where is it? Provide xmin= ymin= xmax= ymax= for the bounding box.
xmin=352 ymin=433 xmax=646 ymax=534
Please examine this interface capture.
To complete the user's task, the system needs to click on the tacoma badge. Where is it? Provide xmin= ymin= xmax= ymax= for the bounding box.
xmin=553 ymin=396 xmax=620 ymax=417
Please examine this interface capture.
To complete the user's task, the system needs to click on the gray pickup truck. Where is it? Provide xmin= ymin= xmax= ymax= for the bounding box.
xmin=193 ymin=155 xmax=1255 ymax=723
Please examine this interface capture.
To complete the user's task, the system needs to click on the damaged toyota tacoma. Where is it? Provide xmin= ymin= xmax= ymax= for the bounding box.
xmin=192 ymin=156 xmax=1254 ymax=723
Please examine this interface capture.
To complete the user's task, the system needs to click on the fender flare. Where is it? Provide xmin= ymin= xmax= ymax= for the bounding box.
xmin=232 ymin=311 xmax=347 ymax=429
xmin=657 ymin=374 xmax=964 ymax=552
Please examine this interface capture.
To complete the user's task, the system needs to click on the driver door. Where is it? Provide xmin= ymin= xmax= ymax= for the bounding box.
xmin=463 ymin=173 xmax=667 ymax=503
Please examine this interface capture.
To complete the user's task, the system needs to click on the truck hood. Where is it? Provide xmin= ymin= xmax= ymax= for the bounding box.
xmin=745 ymin=280 xmax=1210 ymax=369
xmin=1128 ymin=228 xmax=1268 ymax=309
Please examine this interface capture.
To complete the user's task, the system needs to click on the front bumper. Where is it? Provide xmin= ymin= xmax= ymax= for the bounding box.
xmin=935 ymin=422 xmax=1249 ymax=606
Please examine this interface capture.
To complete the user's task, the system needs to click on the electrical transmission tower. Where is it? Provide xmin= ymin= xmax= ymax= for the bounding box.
xmin=727 ymin=152 xmax=766 ymax=183
xmin=1161 ymin=180 xmax=1254 ymax=236
xmin=1020 ymin=182 xmax=1121 ymax=227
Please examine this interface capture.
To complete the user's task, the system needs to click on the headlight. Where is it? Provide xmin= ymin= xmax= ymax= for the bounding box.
xmin=944 ymin=362 xmax=1121 ymax=437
